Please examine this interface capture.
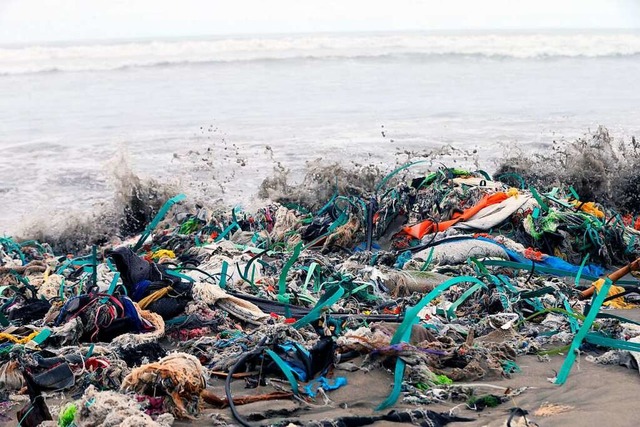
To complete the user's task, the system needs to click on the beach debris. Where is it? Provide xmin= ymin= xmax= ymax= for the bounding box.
xmin=2 ymin=157 xmax=640 ymax=425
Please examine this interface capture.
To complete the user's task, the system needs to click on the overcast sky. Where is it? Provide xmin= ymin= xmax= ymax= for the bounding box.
xmin=1 ymin=0 xmax=639 ymax=44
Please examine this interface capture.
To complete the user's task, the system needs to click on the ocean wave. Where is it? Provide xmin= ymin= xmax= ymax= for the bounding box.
xmin=1 ymin=32 xmax=640 ymax=75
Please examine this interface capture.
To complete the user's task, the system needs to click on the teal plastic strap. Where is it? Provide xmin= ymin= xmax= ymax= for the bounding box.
xmin=219 ymin=261 xmax=228 ymax=289
xmin=214 ymin=221 xmax=241 ymax=242
xmin=377 ymin=356 xmax=407 ymax=411
xmin=165 ymin=269 xmax=194 ymax=283
xmin=133 ymin=193 xmax=186 ymax=251
xmin=32 ymin=328 xmax=51 ymax=345
xmin=562 ymin=299 xmax=579 ymax=333
xmin=376 ymin=160 xmax=428 ymax=193
xmin=378 ymin=276 xmax=485 ymax=410
xmin=91 ymin=245 xmax=98 ymax=288
xmin=278 ymin=242 xmax=302 ymax=303
xmin=304 ymin=262 xmax=318 ymax=292
xmin=481 ymin=259 xmax=599 ymax=282
xmin=100 ymin=272 xmax=120 ymax=303
xmin=584 ymin=333 xmax=640 ymax=351
xmin=293 ymin=285 xmax=345 ymax=329
xmin=0 ymin=311 xmax=9 ymax=327
xmin=446 ymin=282 xmax=485 ymax=319
xmin=555 ymin=278 xmax=613 ymax=385
xmin=86 ymin=344 xmax=95 ymax=358
xmin=530 ymin=186 xmax=549 ymax=212
xmin=391 ymin=276 xmax=486 ymax=346
xmin=420 ymin=248 xmax=435 ymax=272
xmin=265 ymin=349 xmax=299 ymax=396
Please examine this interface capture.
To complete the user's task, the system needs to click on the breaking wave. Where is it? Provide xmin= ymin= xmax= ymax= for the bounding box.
xmin=15 ymin=127 xmax=640 ymax=253
xmin=17 ymin=152 xmax=180 ymax=254
xmin=2 ymin=31 xmax=640 ymax=75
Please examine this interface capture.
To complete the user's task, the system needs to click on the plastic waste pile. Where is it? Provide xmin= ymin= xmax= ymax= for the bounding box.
xmin=2 ymin=164 xmax=640 ymax=426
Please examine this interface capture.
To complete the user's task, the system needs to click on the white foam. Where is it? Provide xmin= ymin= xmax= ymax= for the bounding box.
xmin=1 ymin=32 xmax=640 ymax=75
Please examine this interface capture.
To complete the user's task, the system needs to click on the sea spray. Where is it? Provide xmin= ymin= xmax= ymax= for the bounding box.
xmin=15 ymin=127 xmax=639 ymax=253
xmin=258 ymin=144 xmax=480 ymax=211
xmin=17 ymin=151 xmax=179 ymax=254
xmin=495 ymin=126 xmax=640 ymax=214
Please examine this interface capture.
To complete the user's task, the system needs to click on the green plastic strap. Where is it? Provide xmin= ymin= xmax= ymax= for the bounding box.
xmin=530 ymin=186 xmax=549 ymax=212
xmin=133 ymin=194 xmax=186 ymax=251
xmin=476 ymin=170 xmax=492 ymax=181
xmin=495 ymin=172 xmax=526 ymax=189
xmin=346 ymin=282 xmax=376 ymax=300
xmin=265 ymin=349 xmax=299 ymax=396
xmin=377 ymin=310 xmax=414 ymax=410
xmin=555 ymin=278 xmax=613 ymax=385
xmin=518 ymin=286 xmax=556 ymax=299
xmin=470 ymin=258 xmax=509 ymax=309
xmin=392 ymin=276 xmax=487 ymax=345
xmin=327 ymin=210 xmax=349 ymax=233
xmin=316 ymin=194 xmax=338 ymax=216
xmin=219 ymin=261 xmax=228 ymax=289
xmin=278 ymin=242 xmax=302 ymax=301
xmin=107 ymin=273 xmax=120 ymax=294
xmin=0 ymin=237 xmax=25 ymax=265
xmin=490 ymin=275 xmax=510 ymax=310
xmin=242 ymin=249 xmax=269 ymax=288
xmin=496 ymin=274 xmax=519 ymax=293
xmin=626 ymin=235 xmax=637 ymax=254
xmin=293 ymin=285 xmax=345 ymax=329
xmin=569 ymin=186 xmax=581 ymax=201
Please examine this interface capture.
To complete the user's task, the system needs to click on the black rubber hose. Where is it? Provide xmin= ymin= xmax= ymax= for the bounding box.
xmin=226 ymin=336 xmax=269 ymax=427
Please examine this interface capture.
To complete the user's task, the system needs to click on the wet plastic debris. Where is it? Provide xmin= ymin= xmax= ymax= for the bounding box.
xmin=2 ymin=158 xmax=640 ymax=426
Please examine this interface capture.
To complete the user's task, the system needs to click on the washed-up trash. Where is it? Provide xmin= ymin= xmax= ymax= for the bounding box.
xmin=2 ymin=162 xmax=640 ymax=426
xmin=121 ymin=352 xmax=206 ymax=419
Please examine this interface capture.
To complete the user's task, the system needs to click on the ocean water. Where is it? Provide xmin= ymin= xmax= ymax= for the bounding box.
xmin=1 ymin=30 xmax=640 ymax=236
